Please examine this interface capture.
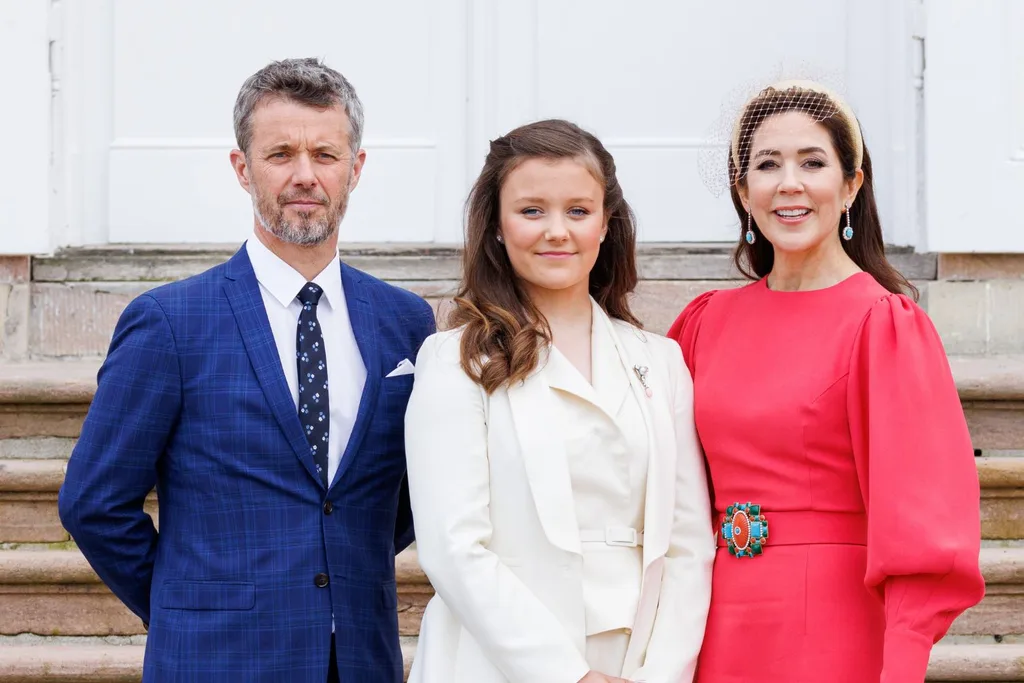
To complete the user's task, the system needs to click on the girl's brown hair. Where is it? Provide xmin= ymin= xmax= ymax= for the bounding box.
xmin=449 ymin=119 xmax=640 ymax=393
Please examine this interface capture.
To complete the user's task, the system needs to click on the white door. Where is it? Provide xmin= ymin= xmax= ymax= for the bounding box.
xmin=64 ymin=0 xmax=467 ymax=245
xmin=925 ymin=0 xmax=1024 ymax=252
xmin=54 ymin=0 xmax=916 ymax=248
xmin=463 ymin=0 xmax=917 ymax=245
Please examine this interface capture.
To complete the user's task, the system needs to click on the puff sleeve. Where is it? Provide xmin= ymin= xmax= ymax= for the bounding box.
xmin=667 ymin=291 xmax=717 ymax=376
xmin=847 ymin=294 xmax=986 ymax=683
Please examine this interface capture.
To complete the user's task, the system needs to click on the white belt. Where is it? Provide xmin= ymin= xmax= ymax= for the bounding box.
xmin=579 ymin=526 xmax=643 ymax=548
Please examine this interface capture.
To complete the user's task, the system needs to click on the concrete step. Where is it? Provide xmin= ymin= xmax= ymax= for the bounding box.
xmin=0 ymin=641 xmax=1019 ymax=681
xmin=0 ymin=547 xmax=1019 ymax=639
xmin=4 ymin=454 xmax=1022 ymax=543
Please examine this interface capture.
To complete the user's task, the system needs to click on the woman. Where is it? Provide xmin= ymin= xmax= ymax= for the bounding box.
xmin=405 ymin=119 xmax=715 ymax=683
xmin=669 ymin=81 xmax=985 ymax=682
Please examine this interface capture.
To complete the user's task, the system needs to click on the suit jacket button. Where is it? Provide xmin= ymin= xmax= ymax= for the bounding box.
xmin=323 ymin=501 xmax=333 ymax=515
xmin=314 ymin=573 xmax=329 ymax=588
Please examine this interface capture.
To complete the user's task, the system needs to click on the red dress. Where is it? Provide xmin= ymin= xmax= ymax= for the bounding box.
xmin=668 ymin=272 xmax=985 ymax=683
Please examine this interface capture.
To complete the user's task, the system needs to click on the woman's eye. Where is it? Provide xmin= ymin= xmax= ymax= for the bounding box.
xmin=522 ymin=208 xmax=542 ymax=217
xmin=755 ymin=160 xmax=778 ymax=171
xmin=568 ymin=208 xmax=589 ymax=217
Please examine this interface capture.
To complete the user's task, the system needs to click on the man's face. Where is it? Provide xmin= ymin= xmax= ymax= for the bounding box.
xmin=232 ymin=98 xmax=365 ymax=246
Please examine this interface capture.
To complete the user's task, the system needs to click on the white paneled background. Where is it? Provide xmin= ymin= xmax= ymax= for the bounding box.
xmin=2 ymin=0 xmax=1019 ymax=252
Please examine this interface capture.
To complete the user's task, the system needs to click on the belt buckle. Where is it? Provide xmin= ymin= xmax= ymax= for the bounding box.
xmin=721 ymin=502 xmax=769 ymax=558
xmin=604 ymin=526 xmax=639 ymax=548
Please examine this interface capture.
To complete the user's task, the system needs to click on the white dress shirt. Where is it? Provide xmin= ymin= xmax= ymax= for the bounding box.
xmin=246 ymin=235 xmax=366 ymax=486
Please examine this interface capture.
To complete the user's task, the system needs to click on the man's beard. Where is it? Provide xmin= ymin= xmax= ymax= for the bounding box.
xmin=252 ymin=178 xmax=351 ymax=246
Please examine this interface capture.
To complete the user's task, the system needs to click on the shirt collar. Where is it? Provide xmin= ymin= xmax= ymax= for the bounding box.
xmin=245 ymin=234 xmax=344 ymax=312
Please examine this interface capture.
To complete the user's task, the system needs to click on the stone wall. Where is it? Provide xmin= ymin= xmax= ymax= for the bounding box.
xmin=1 ymin=245 xmax=1022 ymax=361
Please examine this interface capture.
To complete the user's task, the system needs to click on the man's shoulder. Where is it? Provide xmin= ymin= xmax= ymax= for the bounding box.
xmin=135 ymin=259 xmax=232 ymax=312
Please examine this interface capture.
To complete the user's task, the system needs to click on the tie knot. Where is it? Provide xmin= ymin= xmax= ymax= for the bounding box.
xmin=297 ymin=282 xmax=324 ymax=306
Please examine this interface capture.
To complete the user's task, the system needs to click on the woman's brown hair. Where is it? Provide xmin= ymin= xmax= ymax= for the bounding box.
xmin=729 ymin=85 xmax=917 ymax=300
xmin=449 ymin=119 xmax=640 ymax=393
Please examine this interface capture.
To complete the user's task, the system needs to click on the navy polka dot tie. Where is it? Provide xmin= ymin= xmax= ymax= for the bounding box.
xmin=296 ymin=282 xmax=329 ymax=487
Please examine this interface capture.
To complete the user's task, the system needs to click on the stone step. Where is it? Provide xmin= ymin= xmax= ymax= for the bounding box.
xmin=0 ymin=547 xmax=1019 ymax=639
xmin=950 ymin=548 xmax=1024 ymax=637
xmin=0 ymin=642 xmax=1019 ymax=682
xmin=0 ymin=548 xmax=431 ymax=638
xmin=981 ymin=456 xmax=1024 ymax=541
xmin=2 ymin=355 xmax=1021 ymax=449
xmin=29 ymin=243 xmax=938 ymax=285
xmin=4 ymin=454 xmax=1021 ymax=543
xmin=0 ymin=640 xmax=418 ymax=682
xmin=3 ymin=455 xmax=1022 ymax=542
xmin=927 ymin=643 xmax=1024 ymax=681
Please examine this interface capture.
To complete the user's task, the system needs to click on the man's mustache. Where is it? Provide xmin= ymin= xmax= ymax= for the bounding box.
xmin=278 ymin=192 xmax=329 ymax=206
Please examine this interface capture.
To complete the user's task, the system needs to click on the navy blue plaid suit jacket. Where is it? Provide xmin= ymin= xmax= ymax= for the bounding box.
xmin=58 ymin=246 xmax=435 ymax=682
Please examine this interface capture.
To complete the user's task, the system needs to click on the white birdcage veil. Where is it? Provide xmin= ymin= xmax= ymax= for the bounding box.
xmin=697 ymin=65 xmax=864 ymax=199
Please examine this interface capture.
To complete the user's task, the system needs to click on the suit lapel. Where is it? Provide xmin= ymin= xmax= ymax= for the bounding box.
xmin=599 ymin=312 xmax=674 ymax=570
xmin=222 ymin=248 xmax=322 ymax=487
xmin=506 ymin=354 xmax=582 ymax=556
xmin=329 ymin=262 xmax=382 ymax=491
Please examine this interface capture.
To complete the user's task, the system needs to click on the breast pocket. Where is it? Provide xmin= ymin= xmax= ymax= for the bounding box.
xmin=157 ymin=580 xmax=255 ymax=610
xmin=380 ymin=373 xmax=415 ymax=417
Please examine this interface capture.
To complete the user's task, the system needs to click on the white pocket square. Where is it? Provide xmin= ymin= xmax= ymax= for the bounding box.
xmin=385 ymin=358 xmax=415 ymax=378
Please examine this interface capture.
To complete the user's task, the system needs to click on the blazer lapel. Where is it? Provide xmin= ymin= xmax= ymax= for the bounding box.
xmin=222 ymin=247 xmax=322 ymax=487
xmin=505 ymin=355 xmax=582 ymax=556
xmin=599 ymin=311 xmax=674 ymax=570
xmin=591 ymin=301 xmax=632 ymax=419
xmin=329 ymin=262 xmax=382 ymax=491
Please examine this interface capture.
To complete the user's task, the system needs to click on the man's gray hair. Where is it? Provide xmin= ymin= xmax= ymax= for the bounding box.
xmin=233 ymin=57 xmax=364 ymax=155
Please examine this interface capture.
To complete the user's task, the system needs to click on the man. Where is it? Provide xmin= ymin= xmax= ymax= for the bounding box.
xmin=59 ymin=58 xmax=435 ymax=682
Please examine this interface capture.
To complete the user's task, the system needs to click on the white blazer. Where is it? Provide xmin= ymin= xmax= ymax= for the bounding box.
xmin=404 ymin=305 xmax=714 ymax=683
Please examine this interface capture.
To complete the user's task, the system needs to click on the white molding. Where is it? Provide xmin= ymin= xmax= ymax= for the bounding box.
xmin=602 ymin=138 xmax=712 ymax=150
xmin=427 ymin=0 xmax=470 ymax=243
xmin=0 ymin=0 xmax=51 ymax=254
xmin=108 ymin=137 xmax=439 ymax=151
xmin=465 ymin=0 xmax=497 ymax=177
xmin=60 ymin=0 xmax=115 ymax=247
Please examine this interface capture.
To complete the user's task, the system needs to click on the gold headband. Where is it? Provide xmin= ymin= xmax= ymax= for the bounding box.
xmin=730 ymin=79 xmax=864 ymax=173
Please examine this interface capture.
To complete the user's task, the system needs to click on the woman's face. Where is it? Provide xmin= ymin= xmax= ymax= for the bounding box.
xmin=739 ymin=110 xmax=862 ymax=256
xmin=497 ymin=157 xmax=607 ymax=301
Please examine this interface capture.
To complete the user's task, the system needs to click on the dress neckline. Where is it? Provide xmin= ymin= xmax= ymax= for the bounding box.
xmin=760 ymin=271 xmax=871 ymax=296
